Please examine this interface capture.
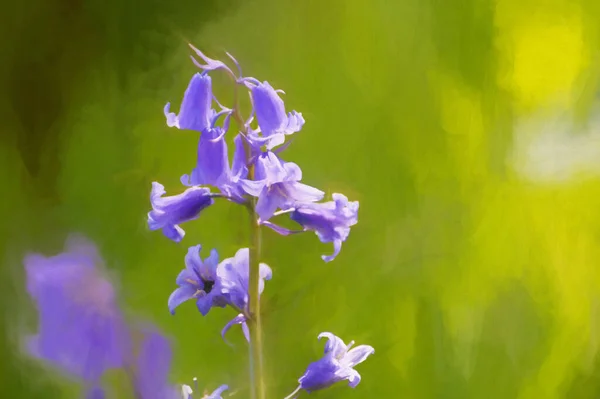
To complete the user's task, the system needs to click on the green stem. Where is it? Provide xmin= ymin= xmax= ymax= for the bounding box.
xmin=230 ymin=72 xmax=266 ymax=399
xmin=247 ymin=162 xmax=266 ymax=399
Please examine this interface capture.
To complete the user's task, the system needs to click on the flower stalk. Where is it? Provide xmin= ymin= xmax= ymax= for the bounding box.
xmin=247 ymin=165 xmax=266 ymax=399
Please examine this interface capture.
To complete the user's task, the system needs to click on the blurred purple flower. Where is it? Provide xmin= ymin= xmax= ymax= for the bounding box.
xmin=134 ymin=328 xmax=178 ymax=399
xmin=133 ymin=328 xmax=229 ymax=399
xmin=24 ymin=235 xmax=130 ymax=397
xmin=245 ymin=80 xmax=304 ymax=150
xmin=264 ymin=193 xmax=358 ymax=262
xmin=168 ymin=245 xmax=227 ymax=316
xmin=164 ymin=73 xmax=213 ymax=133
xmin=241 ymin=152 xmax=323 ymax=221
xmin=297 ymin=332 xmax=374 ymax=393
xmin=147 ymin=182 xmax=214 ymax=243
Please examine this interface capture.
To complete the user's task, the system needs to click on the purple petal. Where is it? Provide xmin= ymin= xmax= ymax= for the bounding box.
xmin=195 ymin=294 xmax=213 ymax=316
xmin=322 ymin=239 xmax=343 ymax=263
xmin=164 ymin=73 xmax=212 ymax=132
xmin=341 ymin=345 xmax=375 ymax=368
xmin=231 ymin=134 xmax=248 ymax=179
xmin=240 ymin=179 xmax=265 ymax=197
xmin=168 ymin=285 xmax=197 ymax=314
xmin=188 ymin=44 xmax=235 ymax=76
xmin=285 ymin=182 xmax=324 ymax=203
xmin=318 ymin=332 xmax=347 ymax=358
xmin=184 ymin=245 xmax=203 ymax=273
xmin=255 ymin=189 xmax=284 ymax=221
xmin=206 ymin=384 xmax=230 ymax=399
xmin=337 ymin=367 xmax=361 ymax=388
xmin=251 ymin=82 xmax=287 ymax=137
xmin=183 ymin=128 xmax=230 ymax=187
xmin=261 ymin=221 xmax=297 ymax=236
xmin=221 ymin=314 xmax=248 ymax=345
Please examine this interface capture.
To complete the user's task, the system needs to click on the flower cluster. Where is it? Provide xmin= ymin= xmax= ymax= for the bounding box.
xmin=23 ymin=45 xmax=372 ymax=399
xmin=149 ymin=45 xmax=359 ymax=262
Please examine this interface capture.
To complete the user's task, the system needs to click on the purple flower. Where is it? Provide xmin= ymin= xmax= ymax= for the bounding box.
xmin=291 ymin=194 xmax=358 ymax=262
xmin=168 ymin=245 xmax=227 ymax=315
xmin=147 ymin=182 xmax=214 ymax=243
xmin=246 ymin=81 xmax=304 ymax=150
xmin=265 ymin=193 xmax=358 ymax=262
xmin=182 ymin=131 xmax=248 ymax=203
xmin=181 ymin=126 xmax=229 ymax=189
xmin=241 ymin=152 xmax=324 ymax=221
xmin=24 ymin=235 xmax=130 ymax=396
xmin=217 ymin=248 xmax=272 ymax=341
xmin=297 ymin=332 xmax=374 ymax=393
xmin=217 ymin=248 xmax=272 ymax=311
xmin=164 ymin=73 xmax=213 ymax=132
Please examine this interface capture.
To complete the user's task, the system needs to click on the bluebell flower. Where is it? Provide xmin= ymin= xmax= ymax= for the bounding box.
xmin=217 ymin=248 xmax=272 ymax=340
xmin=264 ymin=193 xmax=358 ymax=262
xmin=297 ymin=332 xmax=374 ymax=393
xmin=148 ymin=182 xmax=214 ymax=243
xmin=168 ymin=245 xmax=227 ymax=315
xmin=164 ymin=73 xmax=213 ymax=133
xmin=24 ymin=235 xmax=130 ymax=398
xmin=241 ymin=152 xmax=324 ymax=221
xmin=245 ymin=80 xmax=304 ymax=150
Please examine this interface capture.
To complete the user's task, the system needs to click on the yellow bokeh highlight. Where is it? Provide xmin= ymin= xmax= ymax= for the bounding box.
xmin=495 ymin=1 xmax=588 ymax=110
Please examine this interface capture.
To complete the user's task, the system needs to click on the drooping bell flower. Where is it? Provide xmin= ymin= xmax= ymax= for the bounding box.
xmin=296 ymin=332 xmax=374 ymax=393
xmin=147 ymin=182 xmax=214 ymax=243
xmin=240 ymin=152 xmax=324 ymax=221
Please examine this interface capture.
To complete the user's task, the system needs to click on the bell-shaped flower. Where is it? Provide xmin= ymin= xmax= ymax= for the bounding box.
xmin=24 ymin=235 xmax=130 ymax=398
xmin=290 ymin=194 xmax=358 ymax=262
xmin=241 ymin=152 xmax=324 ymax=221
xmin=168 ymin=245 xmax=227 ymax=316
xmin=265 ymin=193 xmax=358 ymax=262
xmin=217 ymin=248 xmax=272 ymax=341
xmin=180 ymin=114 xmax=231 ymax=190
xmin=217 ymin=248 xmax=272 ymax=311
xmin=245 ymin=81 xmax=304 ymax=150
xmin=296 ymin=332 xmax=374 ymax=393
xmin=164 ymin=73 xmax=214 ymax=132
xmin=218 ymin=133 xmax=249 ymax=201
xmin=147 ymin=182 xmax=214 ymax=243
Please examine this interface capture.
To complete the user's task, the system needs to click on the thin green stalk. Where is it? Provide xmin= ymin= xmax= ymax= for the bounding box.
xmin=247 ymin=162 xmax=266 ymax=399
xmin=229 ymin=71 xmax=266 ymax=399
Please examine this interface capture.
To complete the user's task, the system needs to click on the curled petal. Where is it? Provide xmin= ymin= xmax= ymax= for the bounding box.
xmin=189 ymin=44 xmax=235 ymax=77
xmin=261 ymin=221 xmax=298 ymax=236
xmin=322 ymin=239 xmax=343 ymax=263
xmin=336 ymin=367 xmax=362 ymax=388
xmin=221 ymin=314 xmax=249 ymax=345
xmin=341 ymin=345 xmax=375 ymax=368
xmin=168 ymin=285 xmax=198 ymax=315
xmin=205 ymin=384 xmax=230 ymax=399
xmin=318 ymin=332 xmax=347 ymax=358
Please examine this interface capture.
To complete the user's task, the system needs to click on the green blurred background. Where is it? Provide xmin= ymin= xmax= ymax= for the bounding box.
xmin=3 ymin=0 xmax=600 ymax=397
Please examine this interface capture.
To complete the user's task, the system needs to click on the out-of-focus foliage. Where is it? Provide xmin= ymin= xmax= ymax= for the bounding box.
xmin=3 ymin=0 xmax=600 ymax=397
